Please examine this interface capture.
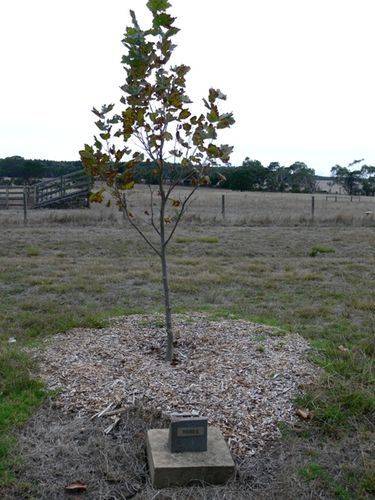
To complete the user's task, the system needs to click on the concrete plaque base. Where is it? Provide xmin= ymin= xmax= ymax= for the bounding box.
xmin=147 ymin=427 xmax=235 ymax=489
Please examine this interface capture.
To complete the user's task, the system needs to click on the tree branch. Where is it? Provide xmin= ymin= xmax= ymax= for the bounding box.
xmin=164 ymin=185 xmax=199 ymax=247
xmin=121 ymin=194 xmax=161 ymax=257
xmin=148 ymin=184 xmax=161 ymax=235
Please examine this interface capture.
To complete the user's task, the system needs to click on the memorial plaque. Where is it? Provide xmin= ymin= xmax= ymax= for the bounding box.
xmin=168 ymin=414 xmax=208 ymax=453
xmin=147 ymin=427 xmax=235 ymax=488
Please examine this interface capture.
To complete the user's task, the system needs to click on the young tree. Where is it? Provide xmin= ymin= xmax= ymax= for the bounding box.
xmin=79 ymin=0 xmax=235 ymax=362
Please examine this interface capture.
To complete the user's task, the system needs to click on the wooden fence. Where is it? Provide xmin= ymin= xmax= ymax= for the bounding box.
xmin=0 ymin=171 xmax=92 ymax=212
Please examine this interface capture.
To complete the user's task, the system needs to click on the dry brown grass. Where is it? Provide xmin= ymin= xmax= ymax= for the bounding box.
xmin=1 ymin=186 xmax=374 ymax=228
xmin=122 ymin=186 xmax=375 ymax=226
xmin=0 ymin=194 xmax=374 ymax=498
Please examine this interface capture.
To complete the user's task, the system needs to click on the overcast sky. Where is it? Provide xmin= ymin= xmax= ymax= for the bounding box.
xmin=1 ymin=0 xmax=374 ymax=175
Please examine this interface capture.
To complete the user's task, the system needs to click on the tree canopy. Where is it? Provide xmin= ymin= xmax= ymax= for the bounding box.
xmin=79 ymin=0 xmax=235 ymax=361
xmin=331 ymin=160 xmax=375 ymax=196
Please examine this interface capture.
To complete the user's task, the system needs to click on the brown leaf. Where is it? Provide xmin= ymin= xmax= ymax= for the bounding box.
xmin=65 ymin=481 xmax=87 ymax=493
xmin=296 ymin=408 xmax=312 ymax=420
xmin=170 ymin=356 xmax=179 ymax=367
xmin=338 ymin=345 xmax=350 ymax=353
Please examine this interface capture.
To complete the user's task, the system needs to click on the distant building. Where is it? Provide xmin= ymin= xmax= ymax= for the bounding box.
xmin=315 ymin=176 xmax=346 ymax=194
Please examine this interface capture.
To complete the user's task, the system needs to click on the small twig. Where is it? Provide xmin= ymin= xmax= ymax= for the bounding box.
xmin=90 ymin=402 xmax=114 ymax=420
xmin=101 ymin=407 xmax=129 ymax=418
xmin=274 ymin=386 xmax=294 ymax=398
xmin=104 ymin=416 xmax=121 ymax=434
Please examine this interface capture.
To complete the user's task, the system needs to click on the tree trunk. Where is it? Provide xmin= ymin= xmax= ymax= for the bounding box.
xmin=159 ymin=184 xmax=173 ymax=363
xmin=161 ymin=245 xmax=173 ymax=362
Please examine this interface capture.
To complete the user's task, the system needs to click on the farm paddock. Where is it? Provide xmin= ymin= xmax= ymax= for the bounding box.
xmin=0 ymin=190 xmax=374 ymax=498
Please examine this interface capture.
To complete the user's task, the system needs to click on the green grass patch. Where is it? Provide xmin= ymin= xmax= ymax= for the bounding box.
xmin=0 ymin=349 xmax=45 ymax=485
xmin=299 ymin=463 xmax=350 ymax=500
xmin=25 ymin=246 xmax=40 ymax=257
xmin=309 ymin=245 xmax=335 ymax=257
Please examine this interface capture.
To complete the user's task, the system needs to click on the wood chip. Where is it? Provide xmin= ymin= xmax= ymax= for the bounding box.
xmin=33 ymin=314 xmax=318 ymax=458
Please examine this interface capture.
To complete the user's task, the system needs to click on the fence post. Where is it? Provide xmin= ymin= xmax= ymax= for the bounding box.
xmin=335 ymin=196 xmax=337 ymax=202
xmin=23 ymin=189 xmax=28 ymax=224
xmin=6 ymin=186 xmax=9 ymax=210
xmin=311 ymin=195 xmax=315 ymax=221
xmin=221 ymin=194 xmax=225 ymax=220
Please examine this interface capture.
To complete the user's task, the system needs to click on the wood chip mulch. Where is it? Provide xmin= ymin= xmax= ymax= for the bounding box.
xmin=34 ymin=314 xmax=317 ymax=458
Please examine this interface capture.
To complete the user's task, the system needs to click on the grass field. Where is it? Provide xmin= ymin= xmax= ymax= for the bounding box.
xmin=0 ymin=189 xmax=374 ymax=497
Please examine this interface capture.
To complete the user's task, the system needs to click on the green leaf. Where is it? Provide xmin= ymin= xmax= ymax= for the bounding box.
xmin=115 ymin=149 xmax=126 ymax=162
xmin=94 ymin=136 xmax=102 ymax=151
xmin=123 ymin=108 xmax=136 ymax=138
xmin=80 ymin=144 xmax=94 ymax=159
xmin=217 ymin=113 xmax=235 ymax=129
xmin=217 ymin=90 xmax=227 ymax=100
xmin=207 ymin=144 xmax=220 ymax=157
xmin=207 ymin=109 xmax=219 ymax=123
xmin=101 ymin=103 xmax=115 ymax=115
xmin=92 ymin=107 xmax=104 ymax=119
xmin=95 ymin=120 xmax=107 ymax=131
xmin=123 ymin=181 xmax=135 ymax=190
xmin=205 ymin=125 xmax=217 ymax=140
xmin=149 ymin=112 xmax=158 ymax=122
xmin=181 ymin=95 xmax=193 ymax=104
xmin=89 ymin=189 xmax=105 ymax=204
xmin=179 ymin=109 xmax=191 ymax=120
xmin=192 ymin=129 xmax=204 ymax=147
xmin=174 ymin=65 xmax=191 ymax=77
xmin=163 ymin=131 xmax=173 ymax=141
xmin=154 ymin=13 xmax=175 ymax=28
xmin=168 ymin=92 xmax=182 ymax=108
xmin=147 ymin=0 xmax=171 ymax=13
xmin=166 ymin=27 xmax=180 ymax=37
xmin=136 ymin=108 xmax=146 ymax=126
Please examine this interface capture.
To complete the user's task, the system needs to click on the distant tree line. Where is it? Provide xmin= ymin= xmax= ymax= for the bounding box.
xmin=1 ymin=155 xmax=374 ymax=195
xmin=134 ymin=158 xmax=317 ymax=193
xmin=211 ymin=159 xmax=317 ymax=193
xmin=331 ymin=160 xmax=375 ymax=196
xmin=0 ymin=156 xmax=81 ymax=183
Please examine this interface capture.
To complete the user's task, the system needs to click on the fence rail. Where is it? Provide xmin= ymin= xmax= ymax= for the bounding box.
xmin=0 ymin=186 xmax=27 ymax=209
xmin=0 ymin=171 xmax=92 ymax=211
